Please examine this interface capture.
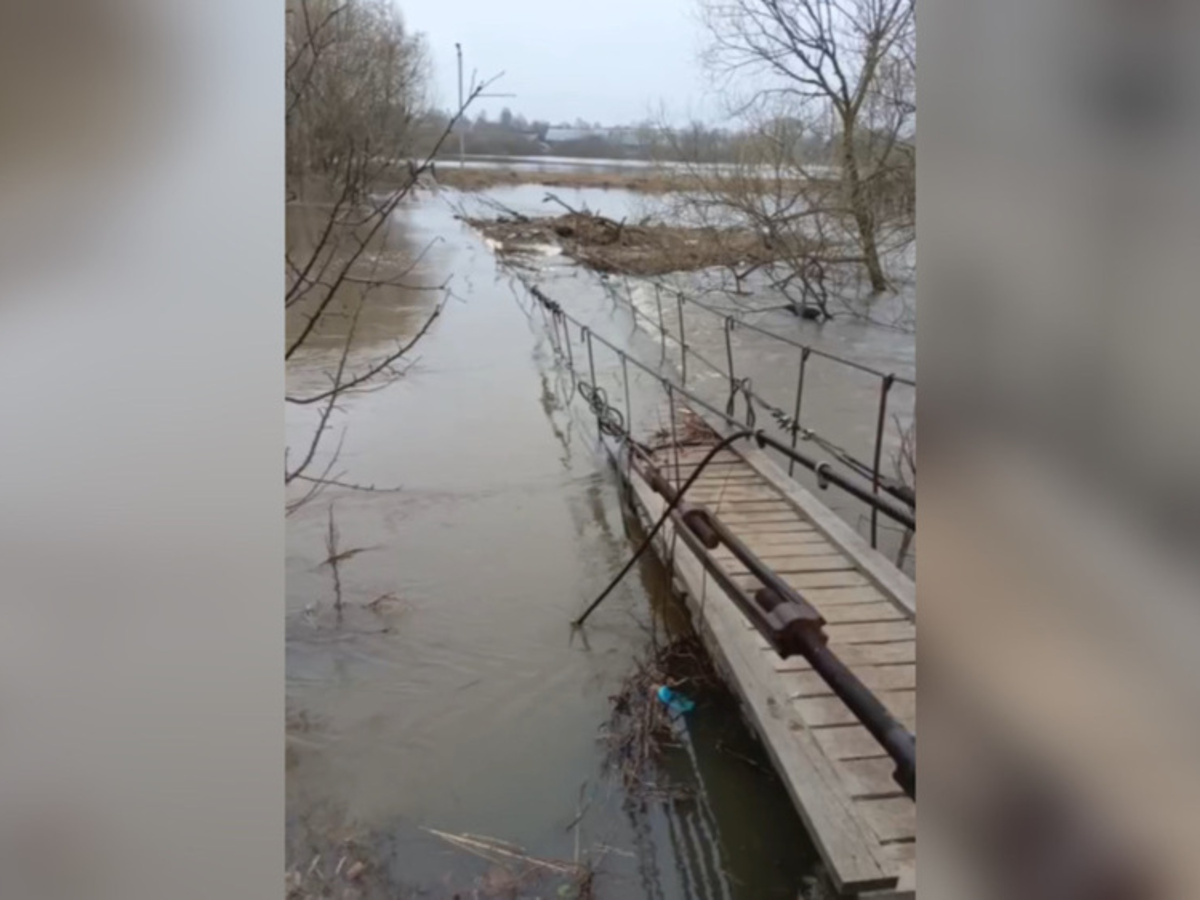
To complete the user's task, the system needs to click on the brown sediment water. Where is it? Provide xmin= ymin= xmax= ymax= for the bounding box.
xmin=286 ymin=172 xmax=913 ymax=899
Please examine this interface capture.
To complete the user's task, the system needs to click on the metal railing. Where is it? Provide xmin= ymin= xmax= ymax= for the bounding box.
xmin=525 ymin=280 xmax=918 ymax=797
xmin=527 ymin=282 xmax=915 ymax=532
xmin=597 ymin=277 xmax=916 ymax=548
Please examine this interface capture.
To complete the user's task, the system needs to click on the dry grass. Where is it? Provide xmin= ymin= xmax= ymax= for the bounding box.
xmin=464 ymin=210 xmax=807 ymax=277
xmin=434 ymin=165 xmax=835 ymax=196
xmin=424 ymin=829 xmax=597 ymax=900
xmin=434 ymin=166 xmax=705 ymax=194
xmin=287 ymin=828 xmax=598 ymax=900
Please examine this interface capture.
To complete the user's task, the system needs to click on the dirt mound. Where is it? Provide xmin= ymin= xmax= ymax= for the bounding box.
xmin=463 ymin=210 xmax=795 ymax=276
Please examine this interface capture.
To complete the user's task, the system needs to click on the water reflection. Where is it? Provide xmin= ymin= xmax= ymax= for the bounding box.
xmin=286 ymin=201 xmax=442 ymax=374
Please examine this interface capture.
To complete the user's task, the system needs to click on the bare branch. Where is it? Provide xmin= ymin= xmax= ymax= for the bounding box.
xmin=285 ymin=1 xmax=502 ymax=508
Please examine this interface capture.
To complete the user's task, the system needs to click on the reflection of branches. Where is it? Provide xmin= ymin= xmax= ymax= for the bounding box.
xmin=285 ymin=293 xmax=446 ymax=406
xmin=285 ymin=0 xmax=503 ymax=511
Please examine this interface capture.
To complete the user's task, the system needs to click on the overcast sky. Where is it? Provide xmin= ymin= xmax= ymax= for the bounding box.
xmin=394 ymin=0 xmax=720 ymax=126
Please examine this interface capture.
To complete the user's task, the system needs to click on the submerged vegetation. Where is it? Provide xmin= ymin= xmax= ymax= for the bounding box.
xmin=463 ymin=208 xmax=808 ymax=277
xmin=603 ymin=631 xmax=721 ymax=794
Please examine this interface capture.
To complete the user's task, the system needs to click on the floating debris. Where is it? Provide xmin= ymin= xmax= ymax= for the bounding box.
xmin=462 ymin=210 xmax=807 ymax=277
xmin=603 ymin=632 xmax=719 ymax=793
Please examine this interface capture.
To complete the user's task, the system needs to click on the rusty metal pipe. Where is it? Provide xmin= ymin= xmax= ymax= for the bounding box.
xmin=634 ymin=447 xmax=916 ymax=798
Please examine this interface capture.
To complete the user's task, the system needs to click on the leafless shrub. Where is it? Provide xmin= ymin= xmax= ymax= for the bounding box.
xmin=675 ymin=0 xmax=914 ymax=310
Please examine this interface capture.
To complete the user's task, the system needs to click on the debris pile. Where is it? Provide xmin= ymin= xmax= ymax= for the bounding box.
xmin=463 ymin=209 xmax=797 ymax=276
xmin=603 ymin=632 xmax=719 ymax=793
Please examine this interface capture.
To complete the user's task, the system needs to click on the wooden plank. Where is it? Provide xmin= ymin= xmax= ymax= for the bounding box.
xmin=716 ymin=544 xmax=841 ymax=564
xmin=726 ymin=554 xmax=858 ymax=575
xmin=727 ymin=527 xmax=820 ymax=543
xmin=683 ymin=486 xmax=784 ymax=502
xmin=795 ymin=695 xmax=859 ymax=727
xmin=723 ymin=539 xmax=840 ymax=557
xmin=732 ymin=441 xmax=916 ymax=619
xmin=812 ymin=725 xmax=889 ymax=761
xmin=734 ymin=572 xmax=868 ymax=591
xmin=825 ymin=621 xmax=916 ymax=645
xmin=820 ymin=602 xmax=908 ymax=624
xmin=739 ymin=600 xmax=902 ymax=628
xmin=661 ymin=455 xmax=751 ymax=466
xmin=788 ymin=571 xmax=872 ymax=589
xmin=653 ymin=448 xmax=744 ymax=466
xmin=795 ymin=691 xmax=916 ymax=729
xmin=838 ymin=757 xmax=907 ymax=799
xmin=858 ymin=797 xmax=916 ymax=843
xmin=674 ymin=481 xmax=766 ymax=493
xmin=724 ymin=520 xmax=819 ymax=535
xmin=718 ymin=510 xmax=808 ymax=524
xmin=669 ymin=475 xmax=757 ymax=488
xmin=881 ymin=840 xmax=916 ymax=866
xmin=668 ymin=469 xmax=759 ymax=482
xmin=774 ymin=641 xmax=916 ymax=669
xmin=706 ymin=500 xmax=798 ymax=515
xmin=799 ymin=586 xmax=889 ymax=607
xmin=686 ymin=487 xmax=787 ymax=501
xmin=781 ymin=664 xmax=916 ymax=697
xmin=672 ymin=472 xmax=761 ymax=484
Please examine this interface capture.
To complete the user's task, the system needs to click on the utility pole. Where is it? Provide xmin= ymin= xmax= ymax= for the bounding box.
xmin=455 ymin=42 xmax=515 ymax=168
xmin=456 ymin=43 xmax=465 ymax=168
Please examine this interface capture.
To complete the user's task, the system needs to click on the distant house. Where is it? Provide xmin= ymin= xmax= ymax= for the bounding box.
xmin=543 ymin=126 xmax=645 ymax=151
xmin=543 ymin=127 xmax=594 ymax=145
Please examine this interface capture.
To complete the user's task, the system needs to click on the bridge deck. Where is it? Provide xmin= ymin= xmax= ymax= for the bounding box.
xmin=619 ymin=437 xmax=916 ymax=898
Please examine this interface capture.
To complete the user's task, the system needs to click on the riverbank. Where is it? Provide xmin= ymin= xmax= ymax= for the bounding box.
xmin=433 ymin=164 xmax=837 ymax=195
xmin=435 ymin=165 xmax=701 ymax=193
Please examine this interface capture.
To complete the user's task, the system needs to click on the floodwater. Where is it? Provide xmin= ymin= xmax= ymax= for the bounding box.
xmin=462 ymin=182 xmax=916 ymax=568
xmin=285 ymin=177 xmax=914 ymax=898
xmin=451 ymin=154 xmax=842 ymax=181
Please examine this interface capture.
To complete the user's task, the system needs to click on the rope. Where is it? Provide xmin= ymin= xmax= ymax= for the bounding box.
xmin=572 ymin=430 xmax=754 ymax=628
xmin=576 ymin=381 xmax=626 ymax=439
xmin=726 ymin=377 xmax=758 ymax=429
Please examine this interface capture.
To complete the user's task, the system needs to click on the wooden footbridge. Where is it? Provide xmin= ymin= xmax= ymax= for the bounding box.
xmin=524 ymin=281 xmax=917 ymax=898
xmin=621 ymin=434 xmax=916 ymax=898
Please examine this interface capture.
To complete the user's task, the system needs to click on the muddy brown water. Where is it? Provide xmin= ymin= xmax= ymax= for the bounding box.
xmin=286 ymin=182 xmax=913 ymax=899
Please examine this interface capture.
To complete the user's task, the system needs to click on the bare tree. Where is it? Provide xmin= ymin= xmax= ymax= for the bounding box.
xmin=698 ymin=0 xmax=915 ymax=295
xmin=285 ymin=0 xmax=496 ymax=512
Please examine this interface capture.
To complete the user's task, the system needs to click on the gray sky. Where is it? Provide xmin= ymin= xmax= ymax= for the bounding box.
xmin=393 ymin=0 xmax=719 ymax=126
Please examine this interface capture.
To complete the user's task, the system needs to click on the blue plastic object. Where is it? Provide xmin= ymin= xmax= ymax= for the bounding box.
xmin=655 ymin=685 xmax=696 ymax=716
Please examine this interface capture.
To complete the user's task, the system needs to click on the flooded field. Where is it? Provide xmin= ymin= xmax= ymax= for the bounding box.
xmin=286 ymin=176 xmax=913 ymax=899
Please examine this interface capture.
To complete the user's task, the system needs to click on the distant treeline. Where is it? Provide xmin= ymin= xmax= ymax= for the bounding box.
xmin=412 ymin=107 xmax=851 ymax=164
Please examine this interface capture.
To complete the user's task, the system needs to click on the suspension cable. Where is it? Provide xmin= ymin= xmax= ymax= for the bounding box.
xmin=600 ymin=277 xmax=914 ymax=504
xmin=524 ymin=279 xmax=916 ymax=527
xmin=572 ymin=429 xmax=754 ymax=628
xmin=650 ymin=279 xmax=916 ymax=387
